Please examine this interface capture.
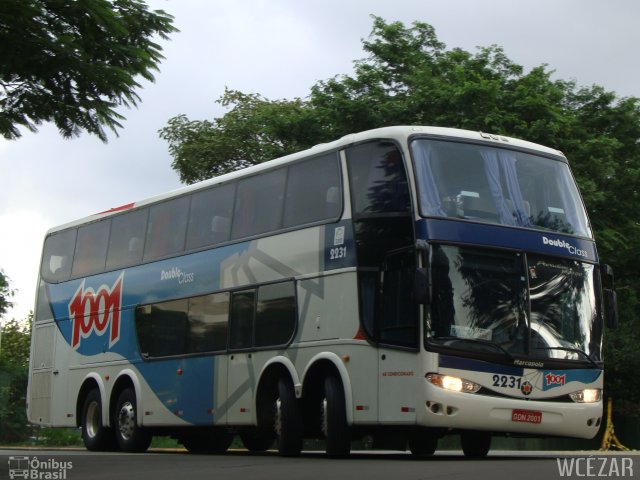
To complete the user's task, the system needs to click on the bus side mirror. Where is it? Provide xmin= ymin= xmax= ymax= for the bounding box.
xmin=600 ymin=264 xmax=618 ymax=329
xmin=414 ymin=268 xmax=430 ymax=304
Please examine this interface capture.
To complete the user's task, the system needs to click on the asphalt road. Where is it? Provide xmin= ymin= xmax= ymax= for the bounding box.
xmin=1 ymin=449 xmax=638 ymax=480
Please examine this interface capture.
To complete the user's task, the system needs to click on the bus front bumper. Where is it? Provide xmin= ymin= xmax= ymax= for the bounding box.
xmin=419 ymin=383 xmax=603 ymax=439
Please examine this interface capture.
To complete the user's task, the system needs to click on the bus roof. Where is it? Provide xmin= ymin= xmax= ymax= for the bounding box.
xmin=45 ymin=126 xmax=565 ymax=235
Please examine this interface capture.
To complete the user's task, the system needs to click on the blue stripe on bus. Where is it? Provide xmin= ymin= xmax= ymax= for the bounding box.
xmin=416 ymin=218 xmax=598 ymax=262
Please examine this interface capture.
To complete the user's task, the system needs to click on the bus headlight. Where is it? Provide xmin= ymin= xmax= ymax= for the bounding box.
xmin=569 ymin=388 xmax=601 ymax=403
xmin=426 ymin=373 xmax=481 ymax=394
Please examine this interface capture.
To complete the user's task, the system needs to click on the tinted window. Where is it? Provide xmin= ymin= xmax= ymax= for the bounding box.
xmin=232 ymin=169 xmax=286 ymax=239
xmin=188 ymin=292 xmax=229 ymax=353
xmin=72 ymin=221 xmax=110 ymax=277
xmin=144 ymin=197 xmax=190 ymax=260
xmin=229 ymin=291 xmax=255 ymax=350
xmin=106 ymin=209 xmax=148 ymax=270
xmin=381 ymin=249 xmax=418 ymax=347
xmin=136 ymin=299 xmax=189 ymax=358
xmin=255 ymin=282 xmax=296 ymax=347
xmin=283 ymin=154 xmax=342 ymax=227
xmin=41 ymin=229 xmax=77 ymax=282
xmin=187 ymin=183 xmax=236 ymax=249
xmin=347 ymin=142 xmax=410 ymax=216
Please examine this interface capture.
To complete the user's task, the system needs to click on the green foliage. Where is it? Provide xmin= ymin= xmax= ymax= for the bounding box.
xmin=1 ymin=317 xmax=32 ymax=367
xmin=160 ymin=88 xmax=323 ymax=184
xmin=0 ymin=269 xmax=13 ymax=318
xmin=32 ymin=427 xmax=82 ymax=447
xmin=0 ymin=313 xmax=32 ymax=443
xmin=163 ymin=15 xmax=640 ymax=403
xmin=0 ymin=0 xmax=177 ymax=141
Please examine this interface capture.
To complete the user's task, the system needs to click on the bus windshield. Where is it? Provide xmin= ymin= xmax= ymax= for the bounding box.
xmin=411 ymin=139 xmax=591 ymax=238
xmin=426 ymin=244 xmax=603 ymax=363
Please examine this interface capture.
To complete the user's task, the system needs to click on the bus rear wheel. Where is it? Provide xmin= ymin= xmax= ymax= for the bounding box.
xmin=81 ymin=389 xmax=116 ymax=451
xmin=321 ymin=375 xmax=351 ymax=458
xmin=273 ymin=377 xmax=303 ymax=457
xmin=461 ymin=430 xmax=491 ymax=458
xmin=114 ymin=388 xmax=152 ymax=453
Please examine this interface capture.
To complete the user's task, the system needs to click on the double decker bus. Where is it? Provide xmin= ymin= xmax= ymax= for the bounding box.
xmin=27 ymin=126 xmax=617 ymax=457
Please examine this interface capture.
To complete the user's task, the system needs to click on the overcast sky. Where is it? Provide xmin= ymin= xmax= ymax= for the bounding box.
xmin=1 ymin=0 xmax=639 ymax=322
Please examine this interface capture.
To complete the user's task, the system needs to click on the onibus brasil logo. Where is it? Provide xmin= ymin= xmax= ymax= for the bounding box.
xmin=68 ymin=273 xmax=124 ymax=349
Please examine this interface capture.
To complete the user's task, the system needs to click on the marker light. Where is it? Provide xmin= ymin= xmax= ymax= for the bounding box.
xmin=569 ymin=388 xmax=601 ymax=403
xmin=426 ymin=373 xmax=481 ymax=394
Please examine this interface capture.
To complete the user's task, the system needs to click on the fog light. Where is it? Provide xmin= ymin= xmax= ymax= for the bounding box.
xmin=569 ymin=388 xmax=601 ymax=403
xmin=426 ymin=373 xmax=480 ymax=393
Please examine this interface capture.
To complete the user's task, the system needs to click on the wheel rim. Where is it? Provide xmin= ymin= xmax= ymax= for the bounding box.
xmin=85 ymin=401 xmax=101 ymax=439
xmin=274 ymin=398 xmax=283 ymax=437
xmin=320 ymin=398 xmax=328 ymax=437
xmin=118 ymin=401 xmax=136 ymax=440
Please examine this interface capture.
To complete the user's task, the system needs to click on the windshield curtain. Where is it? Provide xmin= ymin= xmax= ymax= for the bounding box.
xmin=426 ymin=244 xmax=603 ymax=363
xmin=412 ymin=139 xmax=591 ymax=238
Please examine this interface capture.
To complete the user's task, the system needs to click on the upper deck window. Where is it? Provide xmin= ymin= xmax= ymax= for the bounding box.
xmin=411 ymin=139 xmax=591 ymax=238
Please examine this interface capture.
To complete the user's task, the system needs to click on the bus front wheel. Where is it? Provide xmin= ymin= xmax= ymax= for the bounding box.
xmin=81 ymin=389 xmax=116 ymax=451
xmin=461 ymin=430 xmax=491 ymax=458
xmin=114 ymin=388 xmax=152 ymax=453
xmin=408 ymin=429 xmax=438 ymax=457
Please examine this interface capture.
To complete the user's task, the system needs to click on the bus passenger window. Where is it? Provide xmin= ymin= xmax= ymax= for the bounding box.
xmin=106 ymin=209 xmax=148 ymax=270
xmin=41 ymin=229 xmax=77 ymax=282
xmin=72 ymin=220 xmax=110 ymax=277
xmin=188 ymin=292 xmax=229 ymax=353
xmin=348 ymin=142 xmax=411 ymax=216
xmin=229 ymin=290 xmax=255 ymax=350
xmin=283 ymin=153 xmax=342 ymax=227
xmin=186 ymin=183 xmax=236 ymax=250
xmin=144 ymin=197 xmax=190 ymax=261
xmin=135 ymin=299 xmax=189 ymax=357
xmin=255 ymin=282 xmax=296 ymax=347
xmin=232 ymin=169 xmax=286 ymax=239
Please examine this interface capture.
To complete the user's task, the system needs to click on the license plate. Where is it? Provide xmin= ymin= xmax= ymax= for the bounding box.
xmin=512 ymin=409 xmax=542 ymax=424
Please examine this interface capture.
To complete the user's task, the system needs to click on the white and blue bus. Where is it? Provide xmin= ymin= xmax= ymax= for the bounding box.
xmin=27 ymin=126 xmax=617 ymax=457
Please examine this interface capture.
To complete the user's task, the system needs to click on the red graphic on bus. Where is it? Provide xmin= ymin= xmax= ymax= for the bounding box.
xmin=69 ymin=273 xmax=123 ymax=349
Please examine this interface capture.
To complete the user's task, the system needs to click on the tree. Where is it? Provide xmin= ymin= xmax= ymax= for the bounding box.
xmin=161 ymin=17 xmax=640 ymax=408
xmin=0 ymin=0 xmax=177 ymax=141
xmin=0 ymin=269 xmax=13 ymax=318
xmin=0 ymin=315 xmax=32 ymax=443
xmin=160 ymin=89 xmax=322 ymax=184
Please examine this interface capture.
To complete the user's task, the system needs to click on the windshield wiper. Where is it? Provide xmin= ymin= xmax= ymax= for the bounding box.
xmin=433 ymin=336 xmax=514 ymax=360
xmin=535 ymin=347 xmax=599 ymax=367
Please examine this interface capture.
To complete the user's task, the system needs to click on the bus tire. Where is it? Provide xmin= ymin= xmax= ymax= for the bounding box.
xmin=461 ymin=430 xmax=491 ymax=458
xmin=81 ymin=389 xmax=116 ymax=451
xmin=240 ymin=431 xmax=275 ymax=452
xmin=181 ymin=430 xmax=233 ymax=454
xmin=274 ymin=377 xmax=303 ymax=457
xmin=322 ymin=375 xmax=351 ymax=458
xmin=408 ymin=429 xmax=438 ymax=457
xmin=114 ymin=387 xmax=152 ymax=453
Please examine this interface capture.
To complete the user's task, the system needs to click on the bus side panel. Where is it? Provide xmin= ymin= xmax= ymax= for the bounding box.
xmin=378 ymin=349 xmax=419 ymax=424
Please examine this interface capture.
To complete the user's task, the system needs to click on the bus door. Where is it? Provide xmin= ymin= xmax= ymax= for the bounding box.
xmin=226 ymin=290 xmax=257 ymax=425
xmin=29 ymin=321 xmax=68 ymax=425
xmin=378 ymin=248 xmax=420 ymax=423
xmin=346 ymin=140 xmax=417 ymax=423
